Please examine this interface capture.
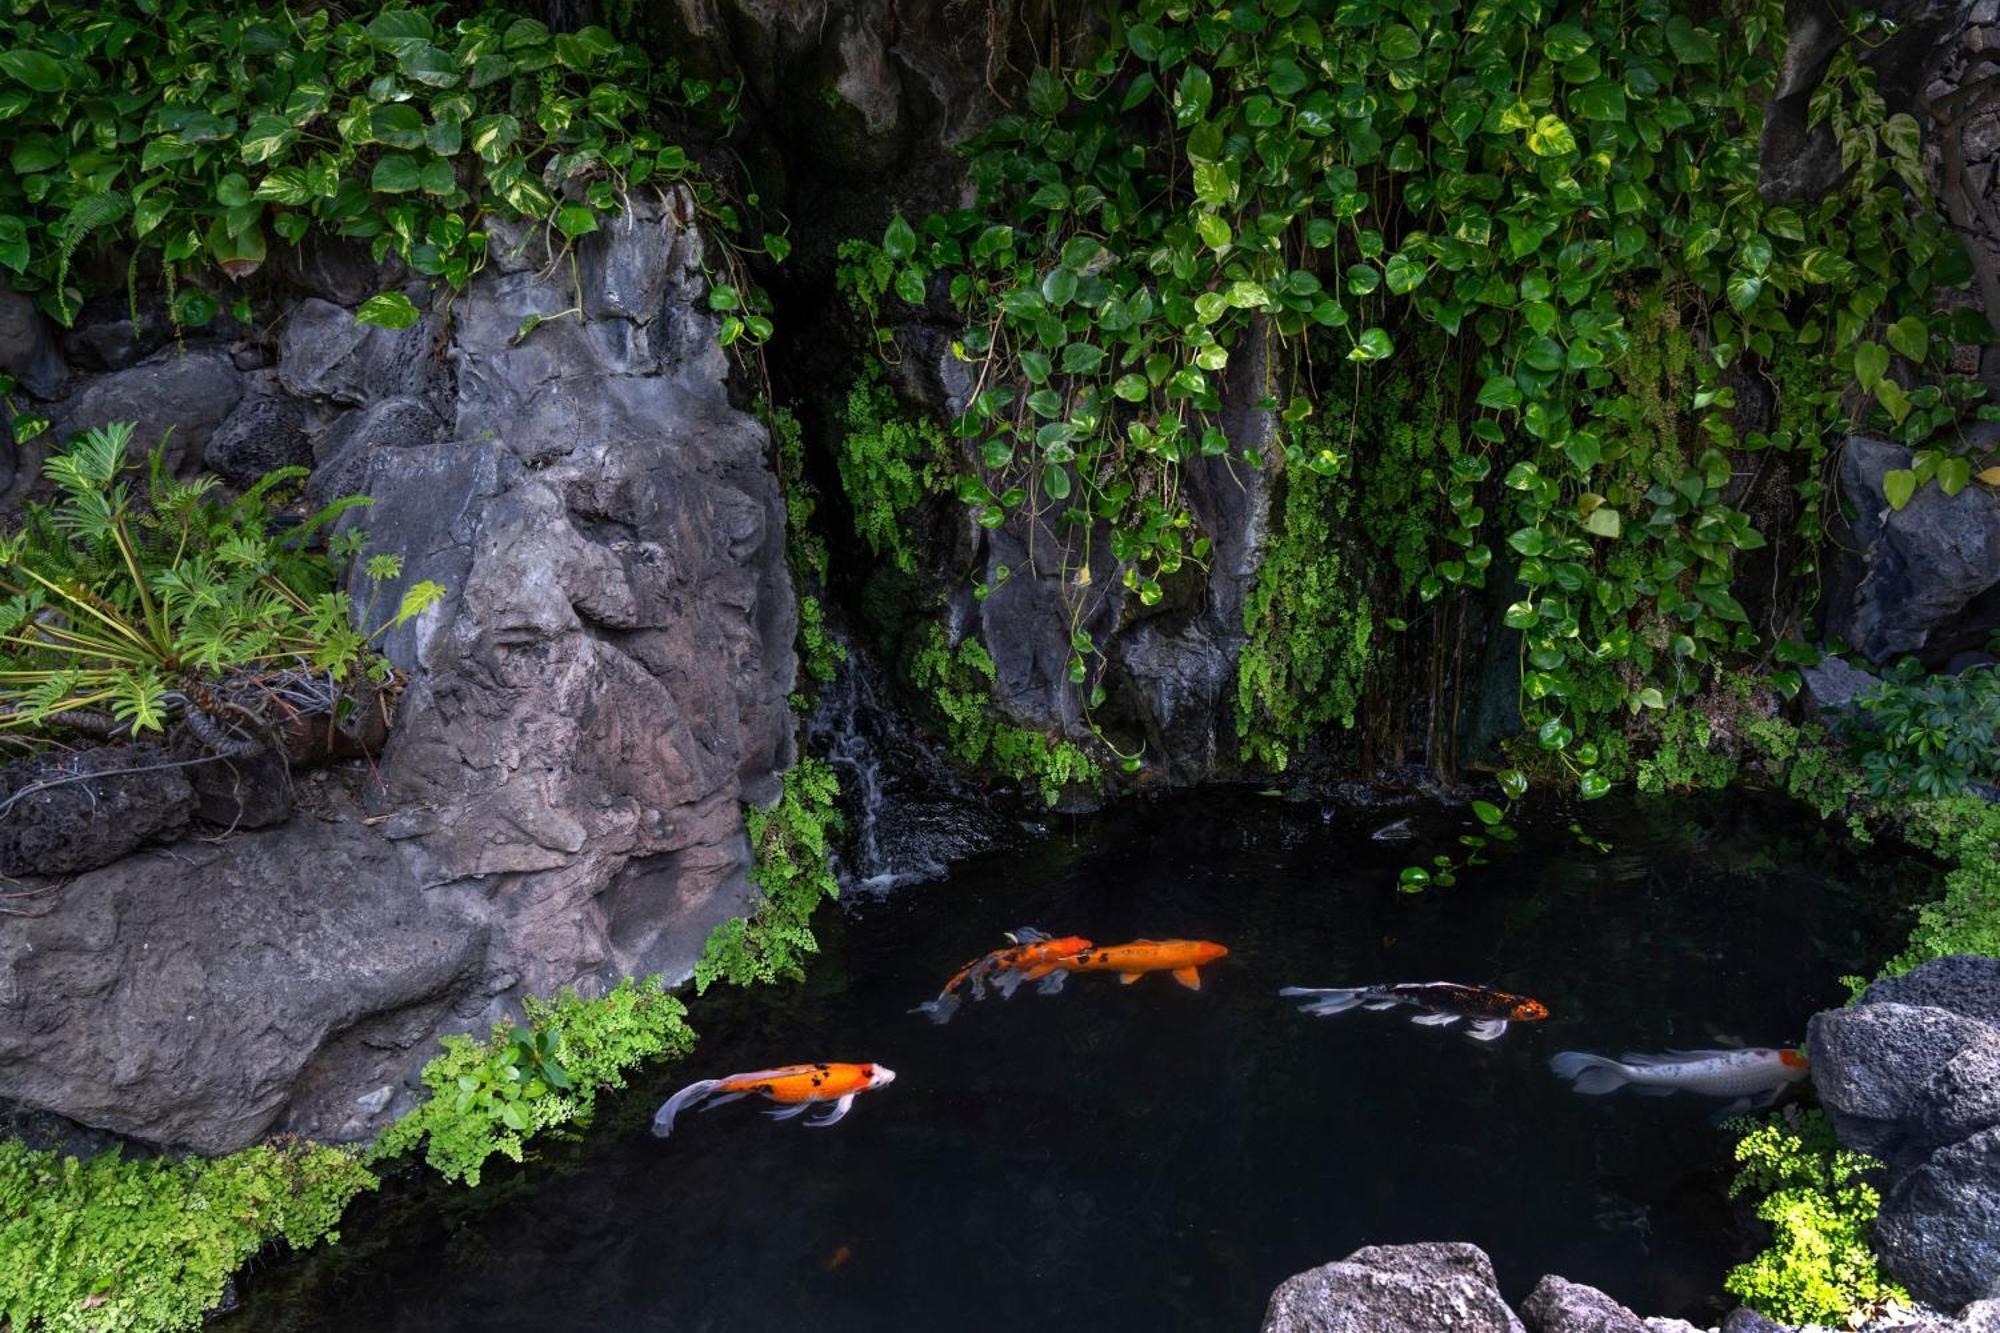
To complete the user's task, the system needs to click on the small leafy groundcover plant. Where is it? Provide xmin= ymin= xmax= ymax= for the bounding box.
xmin=1836 ymin=657 xmax=2000 ymax=800
xmin=0 ymin=1137 xmax=376 ymax=1333
xmin=696 ymin=756 xmax=844 ymax=990
xmin=1725 ymin=1110 xmax=1906 ymax=1325
xmin=0 ymin=422 xmax=439 ymax=746
xmin=372 ymin=976 xmax=694 ymax=1186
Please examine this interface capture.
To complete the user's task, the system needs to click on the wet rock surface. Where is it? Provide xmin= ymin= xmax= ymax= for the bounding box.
xmin=1810 ymin=957 xmax=2000 ymax=1310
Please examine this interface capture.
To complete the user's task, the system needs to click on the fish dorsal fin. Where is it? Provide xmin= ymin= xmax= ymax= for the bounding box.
xmin=1008 ymin=926 xmax=1052 ymax=943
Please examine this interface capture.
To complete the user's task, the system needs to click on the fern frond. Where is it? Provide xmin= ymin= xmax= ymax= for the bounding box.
xmin=54 ymin=192 xmax=131 ymax=320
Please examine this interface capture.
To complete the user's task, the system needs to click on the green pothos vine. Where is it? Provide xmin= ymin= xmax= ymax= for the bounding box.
xmin=870 ymin=0 xmax=1995 ymax=839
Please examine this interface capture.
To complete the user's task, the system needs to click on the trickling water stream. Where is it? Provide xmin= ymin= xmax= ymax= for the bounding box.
xmin=236 ymin=790 xmax=1919 ymax=1333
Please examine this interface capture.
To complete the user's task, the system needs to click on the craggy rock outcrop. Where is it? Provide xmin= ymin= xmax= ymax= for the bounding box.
xmin=0 ymin=744 xmax=193 ymax=877
xmin=1825 ymin=436 xmax=2000 ymax=665
xmin=49 ymin=343 xmax=245 ymax=475
xmin=1809 ymin=956 xmax=2000 ymax=1310
xmin=1259 ymin=1242 xmax=1526 ymax=1333
xmin=1520 ymin=1275 xmax=1650 ymax=1333
xmin=0 ymin=198 xmax=796 ymax=1153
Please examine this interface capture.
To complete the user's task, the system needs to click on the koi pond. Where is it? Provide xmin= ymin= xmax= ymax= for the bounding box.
xmin=238 ymin=790 xmax=1919 ymax=1331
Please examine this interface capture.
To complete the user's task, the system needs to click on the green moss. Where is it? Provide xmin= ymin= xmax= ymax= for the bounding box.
xmin=695 ymin=756 xmax=844 ymax=990
xmin=0 ymin=1138 xmax=375 ymax=1333
xmin=836 ymin=370 xmax=948 ymax=575
xmin=1725 ymin=1110 xmax=1906 ymax=1324
xmin=371 ymin=978 xmax=694 ymax=1186
xmin=908 ymin=623 xmax=1101 ymax=805
xmin=1235 ymin=437 xmax=1372 ymax=771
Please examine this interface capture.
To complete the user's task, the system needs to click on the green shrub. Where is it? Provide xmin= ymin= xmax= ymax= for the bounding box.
xmin=372 ymin=977 xmax=693 ymax=1185
xmin=695 ymin=757 xmax=844 ymax=990
xmin=1881 ymin=795 xmax=2000 ymax=977
xmin=0 ymin=0 xmax=750 ymax=324
xmin=908 ymin=622 xmax=1101 ymax=805
xmin=0 ymin=422 xmax=439 ymax=743
xmin=1838 ymin=660 xmax=2000 ymax=799
xmin=1725 ymin=1110 xmax=1906 ymax=1324
xmin=836 ymin=372 xmax=947 ymax=575
xmin=0 ymin=1137 xmax=375 ymax=1333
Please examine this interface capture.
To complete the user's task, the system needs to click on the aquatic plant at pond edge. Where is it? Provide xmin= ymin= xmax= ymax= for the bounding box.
xmin=695 ymin=756 xmax=844 ymax=990
xmin=0 ymin=422 xmax=440 ymax=745
xmin=371 ymin=977 xmax=693 ymax=1186
xmin=0 ymin=1138 xmax=376 ymax=1333
xmin=1725 ymin=1110 xmax=1906 ymax=1324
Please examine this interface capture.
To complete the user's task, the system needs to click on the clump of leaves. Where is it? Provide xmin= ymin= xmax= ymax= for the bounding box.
xmin=0 ymin=0 xmax=774 ymax=333
xmin=1837 ymin=660 xmax=2000 ymax=799
xmin=695 ymin=756 xmax=844 ymax=990
xmin=1725 ymin=1110 xmax=1906 ymax=1324
xmin=0 ymin=1137 xmax=375 ymax=1333
xmin=908 ymin=623 xmax=1102 ymax=806
xmin=0 ymin=422 xmax=440 ymax=745
xmin=372 ymin=976 xmax=693 ymax=1186
xmin=1880 ymin=795 xmax=2000 ymax=977
xmin=837 ymin=370 xmax=950 ymax=575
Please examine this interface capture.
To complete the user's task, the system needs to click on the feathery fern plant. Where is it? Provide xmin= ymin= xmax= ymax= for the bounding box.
xmin=0 ymin=422 xmax=442 ymax=745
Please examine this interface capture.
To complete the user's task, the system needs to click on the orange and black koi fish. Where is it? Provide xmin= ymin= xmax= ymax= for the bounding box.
xmin=652 ymin=1062 xmax=896 ymax=1137
xmin=1281 ymin=981 xmax=1549 ymax=1041
xmin=912 ymin=927 xmax=1093 ymax=1024
xmin=1040 ymin=938 xmax=1231 ymax=993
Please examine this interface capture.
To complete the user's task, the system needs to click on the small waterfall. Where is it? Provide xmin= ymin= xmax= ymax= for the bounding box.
xmin=804 ymin=626 xmax=1014 ymax=893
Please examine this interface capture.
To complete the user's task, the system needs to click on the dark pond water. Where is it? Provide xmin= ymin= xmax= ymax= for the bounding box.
xmin=239 ymin=790 xmax=1920 ymax=1333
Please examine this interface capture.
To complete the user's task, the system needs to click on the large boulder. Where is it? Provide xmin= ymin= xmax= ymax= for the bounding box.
xmin=1825 ymin=436 xmax=2000 ymax=665
xmin=1810 ymin=958 xmax=2000 ymax=1311
xmin=1259 ymin=1242 xmax=1526 ymax=1333
xmin=0 ymin=818 xmax=483 ymax=1153
xmin=1520 ymin=1276 xmax=1649 ymax=1333
xmin=51 ymin=345 xmax=243 ymax=474
xmin=0 ymin=198 xmax=799 ymax=1151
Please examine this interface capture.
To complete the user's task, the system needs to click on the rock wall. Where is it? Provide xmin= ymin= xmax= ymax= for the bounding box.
xmin=0 ymin=198 xmax=795 ymax=1154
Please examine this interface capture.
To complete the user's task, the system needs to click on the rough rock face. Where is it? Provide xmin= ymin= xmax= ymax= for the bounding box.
xmin=0 ymin=745 xmax=193 ymax=877
xmin=1825 ymin=436 xmax=2000 ymax=665
xmin=0 ymin=283 xmax=64 ymax=401
xmin=1809 ymin=956 xmax=2000 ymax=1310
xmin=1259 ymin=1242 xmax=1526 ymax=1333
xmin=50 ymin=344 xmax=245 ymax=475
xmin=0 ymin=199 xmax=797 ymax=1152
xmin=1520 ymin=1275 xmax=1649 ymax=1333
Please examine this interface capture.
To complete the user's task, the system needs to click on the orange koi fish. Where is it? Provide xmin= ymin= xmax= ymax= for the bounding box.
xmin=912 ymin=927 xmax=1094 ymax=1024
xmin=1041 ymin=938 xmax=1230 ymax=992
xmin=652 ymin=1062 xmax=896 ymax=1137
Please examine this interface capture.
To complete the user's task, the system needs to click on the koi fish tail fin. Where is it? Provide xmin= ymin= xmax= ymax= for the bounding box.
xmin=1280 ymin=986 xmax=1368 ymax=1017
xmin=653 ymin=1078 xmax=723 ymax=1137
xmin=1551 ymin=1051 xmax=1630 ymax=1096
xmin=911 ymin=994 xmax=961 ymax=1025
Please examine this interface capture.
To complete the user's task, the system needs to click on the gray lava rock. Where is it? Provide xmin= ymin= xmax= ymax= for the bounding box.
xmin=1720 ymin=1312 xmax=1789 ymax=1333
xmin=52 ymin=345 xmax=243 ymax=474
xmin=1809 ymin=1001 xmax=1997 ymax=1160
xmin=0 ymin=283 xmax=64 ymax=399
xmin=1522 ymin=1276 xmax=1649 ymax=1333
xmin=184 ymin=747 xmax=293 ymax=830
xmin=1259 ymin=1242 xmax=1526 ymax=1333
xmin=1828 ymin=436 xmax=2000 ymax=664
xmin=0 ymin=744 xmax=194 ymax=877
xmin=1866 ymin=957 xmax=2000 ymax=1026
xmin=203 ymin=371 xmax=312 ymax=481
xmin=278 ymin=295 xmax=443 ymax=407
xmin=0 ymin=818 xmax=483 ymax=1152
xmin=1802 ymin=656 xmax=1883 ymax=713
xmin=303 ymin=394 xmax=446 ymax=508
xmin=1877 ymin=1125 xmax=2000 ymax=1310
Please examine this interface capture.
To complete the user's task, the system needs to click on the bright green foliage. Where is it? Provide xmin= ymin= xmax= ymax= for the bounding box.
xmin=372 ymin=977 xmax=693 ymax=1186
xmin=1235 ymin=429 xmax=1372 ymax=770
xmin=695 ymin=757 xmax=844 ymax=990
xmin=835 ymin=238 xmax=897 ymax=331
xmin=1635 ymin=710 xmax=1741 ymax=794
xmin=0 ymin=1137 xmax=375 ymax=1333
xmin=837 ymin=371 xmax=948 ymax=574
xmin=0 ymin=1 xmax=760 ymax=325
xmin=908 ymin=623 xmax=1102 ymax=804
xmin=868 ymin=0 xmax=1991 ymax=800
xmin=0 ymin=423 xmax=439 ymax=740
xmin=769 ymin=404 xmax=848 ymax=686
xmin=1725 ymin=1110 xmax=1906 ymax=1323
xmin=1837 ymin=661 xmax=2000 ymax=799
xmin=1882 ymin=795 xmax=2000 ymax=977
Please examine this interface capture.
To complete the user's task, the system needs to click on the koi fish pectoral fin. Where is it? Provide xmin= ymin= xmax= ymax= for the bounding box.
xmin=806 ymin=1094 xmax=856 ymax=1128
xmin=991 ymin=969 xmax=1028 ymax=999
xmin=1036 ymin=970 xmax=1069 ymax=996
xmin=1172 ymin=967 xmax=1203 ymax=991
xmin=766 ymin=1102 xmax=813 ymax=1121
xmin=1362 ymin=999 xmax=1402 ymax=1011
xmin=699 ymin=1092 xmax=752 ymax=1111
xmin=1410 ymin=1013 xmax=1459 ymax=1027
xmin=1467 ymin=1020 xmax=1509 ymax=1042
xmin=1119 ymin=972 xmax=1145 ymax=985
